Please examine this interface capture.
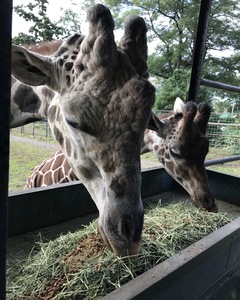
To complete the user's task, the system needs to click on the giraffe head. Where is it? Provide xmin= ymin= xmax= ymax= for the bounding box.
xmin=11 ymin=4 xmax=155 ymax=256
xmin=149 ymin=98 xmax=217 ymax=212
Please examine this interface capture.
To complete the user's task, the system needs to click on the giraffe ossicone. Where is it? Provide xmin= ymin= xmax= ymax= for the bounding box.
xmin=12 ymin=4 xmax=156 ymax=256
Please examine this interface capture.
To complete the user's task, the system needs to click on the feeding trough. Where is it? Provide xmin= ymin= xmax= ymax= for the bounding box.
xmin=7 ymin=167 xmax=240 ymax=299
xmin=3 ymin=0 xmax=240 ymax=299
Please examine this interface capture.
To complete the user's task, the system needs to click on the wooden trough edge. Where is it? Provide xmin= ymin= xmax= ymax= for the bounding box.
xmin=101 ymin=217 xmax=240 ymax=300
xmin=7 ymin=168 xmax=240 ymax=238
xmin=7 ymin=168 xmax=240 ymax=298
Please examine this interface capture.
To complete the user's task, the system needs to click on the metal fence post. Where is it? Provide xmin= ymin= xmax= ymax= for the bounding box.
xmin=0 ymin=1 xmax=12 ymax=299
xmin=187 ymin=0 xmax=212 ymax=103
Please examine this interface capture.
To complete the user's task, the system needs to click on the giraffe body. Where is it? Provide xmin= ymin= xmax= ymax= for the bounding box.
xmin=25 ymin=149 xmax=78 ymax=189
xmin=11 ymin=4 xmax=155 ymax=256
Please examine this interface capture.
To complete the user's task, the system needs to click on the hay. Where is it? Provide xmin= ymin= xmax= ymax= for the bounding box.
xmin=7 ymin=202 xmax=234 ymax=300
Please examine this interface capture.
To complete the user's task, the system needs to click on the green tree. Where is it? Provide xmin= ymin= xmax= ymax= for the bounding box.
xmin=12 ymin=0 xmax=64 ymax=45
xmin=106 ymin=0 xmax=240 ymax=109
xmin=56 ymin=8 xmax=81 ymax=37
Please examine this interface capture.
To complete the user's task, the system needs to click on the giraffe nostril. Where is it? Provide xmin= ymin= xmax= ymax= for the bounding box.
xmin=205 ymin=194 xmax=218 ymax=213
xmin=122 ymin=219 xmax=131 ymax=238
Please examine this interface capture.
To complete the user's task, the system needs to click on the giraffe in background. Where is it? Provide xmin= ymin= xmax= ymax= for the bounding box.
xmin=24 ymin=149 xmax=78 ymax=189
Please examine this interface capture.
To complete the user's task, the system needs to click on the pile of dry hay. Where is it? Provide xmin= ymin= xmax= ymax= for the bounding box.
xmin=7 ymin=202 xmax=234 ymax=300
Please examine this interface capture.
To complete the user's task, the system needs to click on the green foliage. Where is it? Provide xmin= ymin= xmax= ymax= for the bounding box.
xmin=153 ymin=69 xmax=191 ymax=109
xmin=225 ymin=126 xmax=240 ymax=155
xmin=207 ymin=112 xmax=240 ymax=155
xmin=56 ymin=8 xmax=81 ymax=36
xmin=106 ymin=0 xmax=240 ymax=109
xmin=13 ymin=0 xmax=64 ymax=44
xmin=12 ymin=0 xmax=85 ymax=45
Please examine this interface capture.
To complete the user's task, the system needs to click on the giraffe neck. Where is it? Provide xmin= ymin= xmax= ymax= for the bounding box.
xmin=141 ymin=129 xmax=160 ymax=154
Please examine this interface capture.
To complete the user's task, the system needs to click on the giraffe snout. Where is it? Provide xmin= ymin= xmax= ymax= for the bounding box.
xmin=98 ymin=210 xmax=143 ymax=257
xmin=192 ymin=192 xmax=218 ymax=213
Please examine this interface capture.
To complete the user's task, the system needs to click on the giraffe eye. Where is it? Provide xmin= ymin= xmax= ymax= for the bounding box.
xmin=66 ymin=118 xmax=78 ymax=129
xmin=170 ymin=147 xmax=182 ymax=159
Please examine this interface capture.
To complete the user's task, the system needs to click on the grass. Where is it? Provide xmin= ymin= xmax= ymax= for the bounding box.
xmin=9 ymin=140 xmax=56 ymax=192
xmin=142 ymin=152 xmax=158 ymax=161
xmin=6 ymin=202 xmax=234 ymax=300
xmin=206 ymin=148 xmax=240 ymax=176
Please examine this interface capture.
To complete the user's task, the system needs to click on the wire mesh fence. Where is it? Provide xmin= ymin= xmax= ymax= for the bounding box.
xmin=156 ymin=110 xmax=240 ymax=155
xmin=11 ymin=113 xmax=240 ymax=155
xmin=11 ymin=120 xmax=52 ymax=139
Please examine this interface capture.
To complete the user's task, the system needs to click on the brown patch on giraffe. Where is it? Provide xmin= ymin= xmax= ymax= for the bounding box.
xmin=44 ymin=172 xmax=54 ymax=186
xmin=100 ymin=150 xmax=116 ymax=173
xmin=59 ymin=58 xmax=64 ymax=66
xmin=66 ymin=75 xmax=71 ymax=87
xmin=53 ymin=126 xmax=64 ymax=146
xmin=54 ymin=168 xmax=64 ymax=183
xmin=48 ymin=105 xmax=57 ymax=123
xmin=65 ymin=138 xmax=72 ymax=157
xmin=52 ymin=157 xmax=61 ymax=170
xmin=41 ymin=87 xmax=55 ymax=99
xmin=78 ymin=166 xmax=93 ymax=180
xmin=73 ymin=151 xmax=78 ymax=160
xmin=110 ymin=176 xmax=126 ymax=197
xmin=14 ymin=84 xmax=41 ymax=113
xmin=65 ymin=62 xmax=73 ymax=72
xmin=67 ymin=34 xmax=83 ymax=46
xmin=176 ymin=175 xmax=184 ymax=184
xmin=61 ymin=88 xmax=67 ymax=95
xmin=165 ymin=152 xmax=170 ymax=160
xmin=103 ymin=160 xmax=116 ymax=173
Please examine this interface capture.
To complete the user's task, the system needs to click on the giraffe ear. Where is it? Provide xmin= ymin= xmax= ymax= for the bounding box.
xmin=173 ymin=97 xmax=185 ymax=115
xmin=12 ymin=45 xmax=58 ymax=90
xmin=147 ymin=111 xmax=164 ymax=132
xmin=194 ymin=102 xmax=211 ymax=135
